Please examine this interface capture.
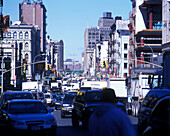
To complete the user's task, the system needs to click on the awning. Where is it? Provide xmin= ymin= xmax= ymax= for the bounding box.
xmin=135 ymin=29 xmax=162 ymax=37
xmin=41 ymin=78 xmax=51 ymax=81
xmin=135 ymin=45 xmax=162 ymax=53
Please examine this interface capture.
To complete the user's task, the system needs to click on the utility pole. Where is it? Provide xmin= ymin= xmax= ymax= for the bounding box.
xmin=1 ymin=56 xmax=4 ymax=93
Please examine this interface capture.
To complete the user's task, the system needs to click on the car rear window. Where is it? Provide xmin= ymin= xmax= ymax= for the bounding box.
xmin=5 ymin=93 xmax=33 ymax=102
xmin=9 ymin=102 xmax=47 ymax=114
xmin=63 ymin=93 xmax=76 ymax=101
xmin=85 ymin=91 xmax=102 ymax=102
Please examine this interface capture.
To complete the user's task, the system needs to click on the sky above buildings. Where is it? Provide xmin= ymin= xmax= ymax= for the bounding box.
xmin=3 ymin=0 xmax=132 ymax=62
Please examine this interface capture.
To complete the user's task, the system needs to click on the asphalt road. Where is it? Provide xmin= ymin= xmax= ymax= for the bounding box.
xmin=52 ymin=108 xmax=139 ymax=136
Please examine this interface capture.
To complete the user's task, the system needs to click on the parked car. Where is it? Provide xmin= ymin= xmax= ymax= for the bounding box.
xmin=0 ymin=99 xmax=57 ymax=136
xmin=38 ymin=92 xmax=45 ymax=102
xmin=0 ymin=91 xmax=34 ymax=109
xmin=44 ymin=93 xmax=54 ymax=107
xmin=142 ymin=96 xmax=170 ymax=136
xmin=31 ymin=91 xmax=40 ymax=100
xmin=138 ymin=88 xmax=170 ymax=135
xmin=61 ymin=91 xmax=77 ymax=118
xmin=72 ymin=89 xmax=129 ymax=128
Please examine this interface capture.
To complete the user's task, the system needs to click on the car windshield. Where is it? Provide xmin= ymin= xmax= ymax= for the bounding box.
xmin=9 ymin=102 xmax=48 ymax=114
xmin=85 ymin=91 xmax=102 ymax=102
xmin=5 ymin=93 xmax=33 ymax=102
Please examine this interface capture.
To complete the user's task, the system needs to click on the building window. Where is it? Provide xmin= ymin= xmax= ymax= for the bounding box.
xmin=7 ymin=32 xmax=11 ymax=38
xmin=13 ymin=32 xmax=17 ymax=39
xmin=19 ymin=32 xmax=23 ymax=39
xmin=3 ymin=33 xmax=6 ymax=38
xmin=25 ymin=42 xmax=29 ymax=50
xmin=25 ymin=32 xmax=29 ymax=39
xmin=124 ymin=43 xmax=128 ymax=50
xmin=124 ymin=63 xmax=127 ymax=69
xmin=124 ymin=54 xmax=127 ymax=59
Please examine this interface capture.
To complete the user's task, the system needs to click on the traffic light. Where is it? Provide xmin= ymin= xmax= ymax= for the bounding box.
xmin=103 ymin=61 xmax=106 ymax=67
xmin=23 ymin=59 xmax=27 ymax=74
xmin=22 ymin=59 xmax=27 ymax=81
xmin=53 ymin=70 xmax=56 ymax=74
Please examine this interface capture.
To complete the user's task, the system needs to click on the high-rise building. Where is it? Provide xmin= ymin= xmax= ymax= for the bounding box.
xmin=98 ymin=12 xmax=114 ymax=27
xmin=84 ymin=12 xmax=114 ymax=73
xmin=19 ymin=1 xmax=47 ymax=53
xmin=53 ymin=40 xmax=64 ymax=74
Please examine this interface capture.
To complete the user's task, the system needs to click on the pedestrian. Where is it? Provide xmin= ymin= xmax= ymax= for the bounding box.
xmin=88 ymin=88 xmax=137 ymax=136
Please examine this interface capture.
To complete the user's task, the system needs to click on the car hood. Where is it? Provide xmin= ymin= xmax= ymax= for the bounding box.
xmin=9 ymin=113 xmax=55 ymax=121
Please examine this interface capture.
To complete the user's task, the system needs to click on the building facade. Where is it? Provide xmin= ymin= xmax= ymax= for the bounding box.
xmin=0 ymin=21 xmax=41 ymax=90
xmin=46 ymin=38 xmax=64 ymax=75
xmin=19 ymin=0 xmax=47 ymax=53
xmin=109 ymin=17 xmax=130 ymax=77
xmin=128 ymin=0 xmax=162 ymax=75
xmin=64 ymin=59 xmax=81 ymax=71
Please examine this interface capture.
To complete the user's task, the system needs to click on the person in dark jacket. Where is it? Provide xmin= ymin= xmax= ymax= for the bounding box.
xmin=88 ymin=88 xmax=137 ymax=136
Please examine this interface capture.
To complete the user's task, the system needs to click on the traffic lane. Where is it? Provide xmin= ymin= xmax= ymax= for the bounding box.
xmin=52 ymin=108 xmax=88 ymax=136
xmin=52 ymin=109 xmax=139 ymax=136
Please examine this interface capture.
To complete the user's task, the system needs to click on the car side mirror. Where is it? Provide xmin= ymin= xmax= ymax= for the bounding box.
xmin=48 ymin=108 xmax=54 ymax=113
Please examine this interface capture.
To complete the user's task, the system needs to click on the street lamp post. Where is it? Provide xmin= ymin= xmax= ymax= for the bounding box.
xmin=1 ymin=56 xmax=4 ymax=93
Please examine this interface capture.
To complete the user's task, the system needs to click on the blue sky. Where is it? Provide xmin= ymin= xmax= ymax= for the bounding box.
xmin=3 ymin=0 xmax=132 ymax=62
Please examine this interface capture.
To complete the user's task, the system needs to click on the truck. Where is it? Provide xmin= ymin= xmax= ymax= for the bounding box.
xmin=22 ymin=81 xmax=43 ymax=92
xmin=126 ymin=73 xmax=150 ymax=116
xmin=51 ymin=82 xmax=62 ymax=89
xmin=81 ymin=78 xmax=127 ymax=104
xmin=81 ymin=80 xmax=107 ymax=89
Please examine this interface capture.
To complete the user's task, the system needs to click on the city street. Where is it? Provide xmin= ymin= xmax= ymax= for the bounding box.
xmin=51 ymin=108 xmax=139 ymax=136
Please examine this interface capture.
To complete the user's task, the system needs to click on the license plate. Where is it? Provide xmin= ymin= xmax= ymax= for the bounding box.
xmin=31 ymin=126 xmax=40 ymax=131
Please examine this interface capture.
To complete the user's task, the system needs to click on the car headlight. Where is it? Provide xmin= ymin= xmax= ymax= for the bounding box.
xmin=11 ymin=120 xmax=25 ymax=125
xmin=45 ymin=119 xmax=56 ymax=125
xmin=55 ymin=102 xmax=60 ymax=105
xmin=63 ymin=104 xmax=70 ymax=107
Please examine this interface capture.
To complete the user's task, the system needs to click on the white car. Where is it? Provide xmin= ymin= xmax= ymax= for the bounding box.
xmin=44 ymin=93 xmax=54 ymax=107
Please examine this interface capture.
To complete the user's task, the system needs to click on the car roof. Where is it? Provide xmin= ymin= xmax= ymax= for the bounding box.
xmin=79 ymin=89 xmax=103 ymax=92
xmin=8 ymin=99 xmax=42 ymax=103
xmin=67 ymin=91 xmax=77 ymax=93
xmin=3 ymin=91 xmax=32 ymax=95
